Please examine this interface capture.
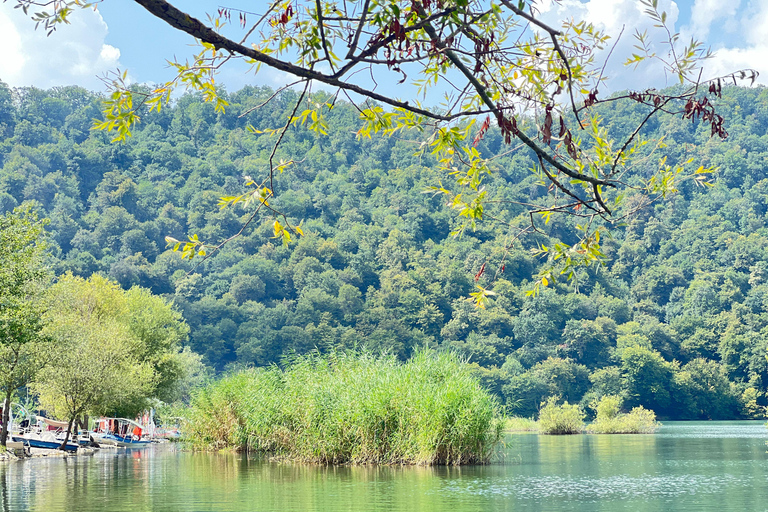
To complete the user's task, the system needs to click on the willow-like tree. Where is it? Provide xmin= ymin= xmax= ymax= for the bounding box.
xmin=12 ymin=0 xmax=758 ymax=300
xmin=0 ymin=206 xmax=51 ymax=447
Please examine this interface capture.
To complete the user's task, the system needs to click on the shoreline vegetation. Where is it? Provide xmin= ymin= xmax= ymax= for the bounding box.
xmin=184 ymin=351 xmax=503 ymax=465
xmin=537 ymin=398 xmax=585 ymax=435
xmin=586 ymin=396 xmax=661 ymax=434
xmin=505 ymin=395 xmax=661 ymax=435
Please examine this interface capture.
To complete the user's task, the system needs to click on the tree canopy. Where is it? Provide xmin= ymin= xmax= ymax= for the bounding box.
xmin=0 ymin=205 xmax=51 ymax=446
xmin=33 ymin=273 xmax=191 ymax=445
xmin=8 ymin=0 xmax=758 ymax=296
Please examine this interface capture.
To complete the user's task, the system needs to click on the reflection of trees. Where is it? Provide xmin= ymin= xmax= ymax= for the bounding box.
xmin=0 ymin=461 xmax=34 ymax=512
xmin=1 ymin=463 xmax=7 ymax=512
xmin=0 ymin=451 xmax=488 ymax=511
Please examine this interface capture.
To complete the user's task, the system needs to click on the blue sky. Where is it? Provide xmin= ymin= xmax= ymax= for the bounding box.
xmin=0 ymin=0 xmax=764 ymax=95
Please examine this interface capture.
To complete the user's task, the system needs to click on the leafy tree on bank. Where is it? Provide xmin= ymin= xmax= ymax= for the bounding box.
xmin=33 ymin=274 xmax=191 ymax=447
xmin=0 ymin=206 xmax=51 ymax=447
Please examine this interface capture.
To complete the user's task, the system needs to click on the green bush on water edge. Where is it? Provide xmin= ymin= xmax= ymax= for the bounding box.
xmin=586 ymin=395 xmax=661 ymax=434
xmin=184 ymin=350 xmax=503 ymax=465
xmin=505 ymin=395 xmax=661 ymax=435
xmin=537 ymin=397 xmax=585 ymax=434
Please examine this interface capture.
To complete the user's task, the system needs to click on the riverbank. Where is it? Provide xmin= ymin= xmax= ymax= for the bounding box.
xmin=0 ymin=445 xmax=99 ymax=461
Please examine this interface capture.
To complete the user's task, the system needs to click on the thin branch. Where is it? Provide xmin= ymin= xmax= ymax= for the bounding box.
xmin=498 ymin=0 xmax=562 ymax=36
xmin=537 ymin=156 xmax=602 ymax=215
xmin=499 ymin=0 xmax=583 ymax=125
xmin=413 ymin=3 xmax=615 ymax=194
xmin=610 ymin=98 xmax=669 ymax=174
xmin=237 ymin=1 xmax=281 ymax=45
xmin=269 ymin=80 xmax=311 ymax=194
xmin=238 ymin=79 xmax=304 ymax=118
xmin=591 ymin=183 xmax=611 ymax=215
xmin=596 ymin=25 xmax=624 ymax=87
xmin=132 ymin=0 xmax=453 ymax=122
xmin=315 ymin=0 xmax=335 ymax=72
xmin=333 ymin=7 xmax=458 ymax=79
xmin=344 ymin=0 xmax=370 ymax=60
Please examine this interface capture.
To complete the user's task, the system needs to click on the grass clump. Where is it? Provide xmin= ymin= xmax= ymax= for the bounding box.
xmin=504 ymin=416 xmax=539 ymax=432
xmin=587 ymin=395 xmax=661 ymax=434
xmin=185 ymin=350 xmax=502 ymax=465
xmin=537 ymin=397 xmax=585 ymax=434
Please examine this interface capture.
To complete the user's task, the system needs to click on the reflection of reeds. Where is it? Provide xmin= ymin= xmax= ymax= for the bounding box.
xmin=172 ymin=453 xmax=495 ymax=511
xmin=185 ymin=351 xmax=503 ymax=465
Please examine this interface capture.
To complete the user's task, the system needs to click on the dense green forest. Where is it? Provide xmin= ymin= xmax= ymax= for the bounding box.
xmin=1 ymin=80 xmax=768 ymax=420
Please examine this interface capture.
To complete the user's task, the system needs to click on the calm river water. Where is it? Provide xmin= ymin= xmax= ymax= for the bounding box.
xmin=2 ymin=421 xmax=767 ymax=511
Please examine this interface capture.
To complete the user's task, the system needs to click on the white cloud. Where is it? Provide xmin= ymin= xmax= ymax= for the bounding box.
xmin=534 ymin=0 xmax=767 ymax=91
xmin=695 ymin=0 xmax=768 ymax=85
xmin=687 ymin=0 xmax=741 ymax=40
xmin=535 ymin=0 xmax=684 ymax=93
xmin=0 ymin=12 xmax=25 ymax=79
xmin=0 ymin=4 xmax=120 ymax=89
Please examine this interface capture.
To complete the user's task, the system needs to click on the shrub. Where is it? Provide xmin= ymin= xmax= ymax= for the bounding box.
xmin=185 ymin=350 xmax=503 ymax=465
xmin=587 ymin=395 xmax=661 ymax=434
xmin=537 ymin=397 xmax=584 ymax=435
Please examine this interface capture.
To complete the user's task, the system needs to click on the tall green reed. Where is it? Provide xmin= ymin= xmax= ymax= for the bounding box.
xmin=185 ymin=350 xmax=502 ymax=465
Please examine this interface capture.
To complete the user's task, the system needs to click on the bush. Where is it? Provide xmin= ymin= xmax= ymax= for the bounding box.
xmin=185 ymin=350 xmax=503 ymax=465
xmin=587 ymin=395 xmax=661 ymax=434
xmin=537 ymin=397 xmax=584 ymax=435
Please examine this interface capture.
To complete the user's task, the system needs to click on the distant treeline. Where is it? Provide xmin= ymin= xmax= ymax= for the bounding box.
xmin=1 ymin=80 xmax=767 ymax=420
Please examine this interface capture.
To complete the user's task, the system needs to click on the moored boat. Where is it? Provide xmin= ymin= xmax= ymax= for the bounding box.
xmin=12 ymin=433 xmax=78 ymax=452
xmin=93 ymin=418 xmax=152 ymax=448
xmin=6 ymin=403 xmax=77 ymax=452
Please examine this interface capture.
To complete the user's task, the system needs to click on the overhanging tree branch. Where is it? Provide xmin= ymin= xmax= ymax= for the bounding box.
xmin=132 ymin=0 xmax=453 ymax=122
xmin=411 ymin=4 xmax=615 ymax=192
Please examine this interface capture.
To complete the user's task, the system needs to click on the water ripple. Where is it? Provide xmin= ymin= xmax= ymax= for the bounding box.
xmin=439 ymin=473 xmax=751 ymax=500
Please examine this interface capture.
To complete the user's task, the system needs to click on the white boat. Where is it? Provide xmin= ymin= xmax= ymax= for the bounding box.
xmin=7 ymin=404 xmax=79 ymax=452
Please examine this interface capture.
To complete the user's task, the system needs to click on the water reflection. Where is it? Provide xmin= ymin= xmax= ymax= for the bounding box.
xmin=0 ymin=422 xmax=766 ymax=511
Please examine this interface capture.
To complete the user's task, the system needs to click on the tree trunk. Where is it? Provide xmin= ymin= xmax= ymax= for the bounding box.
xmin=78 ymin=414 xmax=89 ymax=432
xmin=59 ymin=417 xmax=74 ymax=451
xmin=1 ymin=391 xmax=11 ymax=447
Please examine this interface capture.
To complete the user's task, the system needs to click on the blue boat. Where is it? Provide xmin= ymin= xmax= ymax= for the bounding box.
xmin=12 ymin=435 xmax=78 ymax=452
xmin=95 ymin=432 xmax=151 ymax=447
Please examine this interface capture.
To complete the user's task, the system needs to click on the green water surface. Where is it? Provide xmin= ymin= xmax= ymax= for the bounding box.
xmin=2 ymin=421 xmax=767 ymax=511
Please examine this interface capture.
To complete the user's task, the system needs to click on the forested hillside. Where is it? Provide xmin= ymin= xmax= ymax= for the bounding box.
xmin=1 ymin=80 xmax=767 ymax=420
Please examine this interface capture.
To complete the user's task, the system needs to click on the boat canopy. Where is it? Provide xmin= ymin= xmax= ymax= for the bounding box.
xmin=100 ymin=417 xmax=146 ymax=429
xmin=38 ymin=416 xmax=68 ymax=429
